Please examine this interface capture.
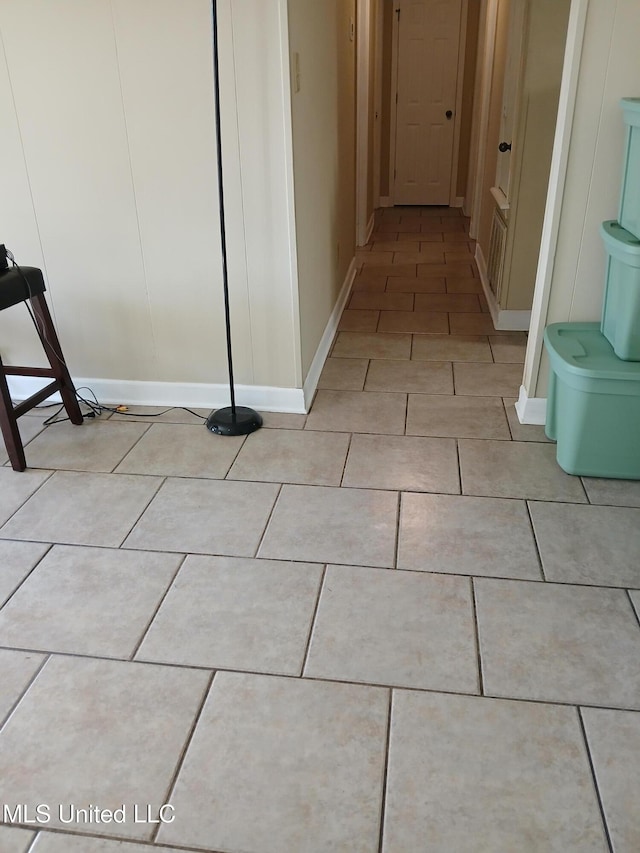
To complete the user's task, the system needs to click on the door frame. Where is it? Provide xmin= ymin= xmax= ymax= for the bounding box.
xmin=356 ymin=0 xmax=372 ymax=245
xmin=387 ymin=0 xmax=467 ymax=207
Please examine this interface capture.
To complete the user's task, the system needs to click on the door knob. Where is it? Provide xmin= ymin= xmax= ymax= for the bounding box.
xmin=498 ymin=141 xmax=512 ymax=152
xmin=445 ymin=110 xmax=453 ymax=119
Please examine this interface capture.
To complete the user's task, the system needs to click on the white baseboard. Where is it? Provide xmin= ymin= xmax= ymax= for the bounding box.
xmin=365 ymin=213 xmax=375 ymax=244
xmin=452 ymin=196 xmax=464 ymax=208
xmin=379 ymin=196 xmax=393 ymax=208
xmin=7 ymin=376 xmax=306 ymax=414
xmin=515 ymin=385 xmax=547 ymax=425
xmin=302 ymin=257 xmax=357 ymax=410
xmin=474 ymin=245 xmax=532 ymax=331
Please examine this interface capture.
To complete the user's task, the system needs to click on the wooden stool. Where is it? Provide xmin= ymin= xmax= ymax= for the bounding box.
xmin=0 ymin=264 xmax=83 ymax=471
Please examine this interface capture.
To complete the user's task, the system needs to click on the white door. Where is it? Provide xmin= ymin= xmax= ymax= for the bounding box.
xmin=495 ymin=0 xmax=527 ymax=201
xmin=394 ymin=0 xmax=462 ymax=205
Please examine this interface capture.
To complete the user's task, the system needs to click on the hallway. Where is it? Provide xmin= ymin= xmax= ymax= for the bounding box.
xmin=0 ymin=207 xmax=640 ymax=852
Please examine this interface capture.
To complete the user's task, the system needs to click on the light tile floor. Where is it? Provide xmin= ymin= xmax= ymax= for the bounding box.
xmin=1 ymin=206 xmax=639 ymax=852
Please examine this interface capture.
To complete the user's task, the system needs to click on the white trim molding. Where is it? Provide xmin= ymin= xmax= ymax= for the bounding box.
xmin=302 ymin=256 xmax=357 ymax=410
xmin=356 ymin=0 xmax=372 ymax=246
xmin=475 ymin=244 xmax=531 ymax=331
xmin=365 ymin=212 xmax=375 ymax=244
xmin=515 ymin=384 xmax=547 ymax=425
xmin=7 ymin=376 xmax=307 ymax=414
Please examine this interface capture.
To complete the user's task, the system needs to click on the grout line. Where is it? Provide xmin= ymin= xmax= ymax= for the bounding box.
xmin=116 ymin=475 xmax=167 ymax=548
xmin=454 ymin=439 xmax=462 ymax=494
xmin=0 ymin=469 xmax=56 ymax=531
xmin=300 ymin=564 xmax=328 ymax=677
xmin=525 ymin=500 xmax=546 ymax=581
xmin=16 ymin=825 xmax=226 ymax=853
xmin=0 ymin=652 xmax=50 ymax=735
xmin=129 ymin=554 xmax=188 ymax=661
xmin=107 ymin=420 xmax=154 ymax=474
xmin=0 ymin=542 xmax=53 ymax=610
xmin=150 ymin=669 xmax=217 ymax=843
xmin=392 ymin=491 xmax=402 ymax=569
xmin=501 ymin=396 xmax=514 ymax=439
xmin=577 ymin=707 xmax=615 ymax=853
xmin=339 ymin=432 xmax=354 ymax=487
xmin=252 ymin=482 xmax=283 ymax=558
xmin=377 ymin=689 xmax=393 ymax=853
xmin=626 ymin=589 xmax=640 ymax=630
xmin=470 ymin=578 xmax=484 ymax=696
xmin=223 ymin=432 xmax=250 ymax=480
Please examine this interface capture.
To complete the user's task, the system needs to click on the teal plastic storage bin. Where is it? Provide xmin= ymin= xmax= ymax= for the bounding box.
xmin=600 ymin=220 xmax=640 ymax=360
xmin=620 ymin=98 xmax=640 ymax=238
xmin=544 ymin=322 xmax=640 ymax=478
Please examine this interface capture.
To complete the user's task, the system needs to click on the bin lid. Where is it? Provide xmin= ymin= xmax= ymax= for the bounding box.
xmin=544 ymin=323 xmax=640 ymax=382
xmin=621 ymin=97 xmax=640 ymax=128
xmin=600 ymin=221 xmax=640 ymax=264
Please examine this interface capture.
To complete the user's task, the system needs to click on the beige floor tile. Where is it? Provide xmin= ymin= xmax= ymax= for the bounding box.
xmin=318 ymin=357 xmax=369 ymax=391
xmin=582 ymin=707 xmax=640 ymax=853
xmin=0 ymin=656 xmax=210 ymax=840
xmin=372 ymin=239 xmax=421 ymax=252
xmin=421 ymin=219 xmax=466 ymax=233
xmin=459 ymin=440 xmax=588 ymax=502
xmin=393 ymin=250 xmax=446 ymax=265
xmin=384 ymin=691 xmax=608 ymax=853
xmin=357 ymin=250 xmax=394 ymax=266
xmin=476 ymin=578 xmax=640 ymax=708
xmin=0 ymin=468 xmax=52 ymax=527
xmin=375 ymin=221 xmax=423 ymax=233
xmin=490 ymin=334 xmax=527 ymax=363
xmin=444 ymin=249 xmax=476 ymax=261
xmin=21 ymin=420 xmax=150 ymax=473
xmin=529 ymin=502 xmax=640 ymax=587
xmin=365 ymin=359 xmax=453 ymax=394
xmin=417 ymin=262 xmax=475 ymax=278
xmin=0 ymin=649 xmax=45 ymax=723
xmin=450 ymin=313 xmax=501 ymax=335
xmin=338 ymin=309 xmax=380 ymax=331
xmin=0 ymin=417 xmax=46 ymax=466
xmin=349 ymin=292 xmax=414 ymax=311
xmin=306 ymin=566 xmax=478 ymax=692
xmin=580 ymin=477 xmax=640 ymax=508
xmin=114 ymin=422 xmax=244 ymax=478
xmin=0 ymin=471 xmax=163 ymax=547
xmin=331 ymin=331 xmax=411 ymax=359
xmin=361 ymin=263 xmax=417 ymax=278
xmin=305 ymin=390 xmax=407 ymax=435
xmin=398 ymin=494 xmax=542 ymax=579
xmin=503 ymin=397 xmax=551 ymax=442
xmin=124 ymin=478 xmax=279 ymax=556
xmin=437 ymin=230 xmax=471 ymax=242
xmin=259 ymin=485 xmax=398 ymax=567
xmin=351 ymin=274 xmax=388 ymax=292
xmin=445 ymin=276 xmax=483 ymax=293
xmin=407 ymin=395 xmax=510 ymax=440
xmin=137 ymin=555 xmax=322 ymax=675
xmin=412 ymin=334 xmax=492 ymax=362
xmin=30 ymin=836 xmax=188 ymax=853
xmin=227 ymin=428 xmax=350 ymax=486
xmin=158 ymin=672 xmax=387 ymax=853
xmin=0 ymin=541 xmax=49 ymax=606
xmin=0 ymin=826 xmax=35 ymax=853
xmin=454 ymin=363 xmax=523 ymax=397
xmin=385 ymin=275 xmax=446 ymax=293
xmin=342 ymin=434 xmax=459 ymax=493
xmin=0 ymin=545 xmax=181 ymax=657
xmin=378 ymin=311 xmax=449 ymax=334
xmin=108 ymin=406 xmax=210 ymax=424
xmin=414 ymin=293 xmax=481 ymax=313
xmin=260 ymin=411 xmax=307 ymax=430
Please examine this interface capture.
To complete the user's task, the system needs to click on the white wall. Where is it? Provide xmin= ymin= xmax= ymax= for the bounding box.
xmin=0 ymin=0 xmax=302 ymax=408
xmin=524 ymin=0 xmax=640 ymax=401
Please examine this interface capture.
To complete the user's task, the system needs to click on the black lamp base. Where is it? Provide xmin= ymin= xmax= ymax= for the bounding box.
xmin=206 ymin=406 xmax=263 ymax=436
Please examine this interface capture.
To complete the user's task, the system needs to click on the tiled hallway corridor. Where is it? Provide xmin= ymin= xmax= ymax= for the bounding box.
xmin=1 ymin=207 xmax=640 ymax=852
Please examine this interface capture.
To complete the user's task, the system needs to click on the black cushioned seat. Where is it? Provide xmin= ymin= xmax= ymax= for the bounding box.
xmin=0 ymin=264 xmax=83 ymax=470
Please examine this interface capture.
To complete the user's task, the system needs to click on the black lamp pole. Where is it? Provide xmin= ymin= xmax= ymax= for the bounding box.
xmin=206 ymin=0 xmax=262 ymax=436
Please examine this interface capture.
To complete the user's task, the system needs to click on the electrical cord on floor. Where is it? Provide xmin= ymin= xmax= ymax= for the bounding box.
xmin=5 ymin=248 xmax=207 ymax=428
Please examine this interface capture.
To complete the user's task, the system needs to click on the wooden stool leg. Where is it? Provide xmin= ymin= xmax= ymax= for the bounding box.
xmin=30 ymin=293 xmax=84 ymax=426
xmin=0 ymin=354 xmax=26 ymax=471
